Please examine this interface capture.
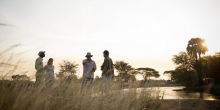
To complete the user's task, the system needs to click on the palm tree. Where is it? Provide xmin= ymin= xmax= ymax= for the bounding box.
xmin=114 ymin=61 xmax=135 ymax=82
xmin=186 ymin=38 xmax=208 ymax=60
xmin=186 ymin=38 xmax=208 ymax=86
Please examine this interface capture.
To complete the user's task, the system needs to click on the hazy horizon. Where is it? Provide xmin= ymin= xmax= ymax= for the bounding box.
xmin=1 ymin=0 xmax=220 ymax=79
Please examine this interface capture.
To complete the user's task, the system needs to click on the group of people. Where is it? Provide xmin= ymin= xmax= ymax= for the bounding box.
xmin=34 ymin=50 xmax=114 ymax=88
xmin=35 ymin=51 xmax=54 ymax=87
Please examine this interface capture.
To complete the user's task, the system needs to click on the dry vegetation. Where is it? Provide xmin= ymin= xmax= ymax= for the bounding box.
xmin=1 ymin=45 xmax=219 ymax=110
xmin=0 ymin=80 xmax=161 ymax=110
xmin=0 ymin=45 xmax=161 ymax=110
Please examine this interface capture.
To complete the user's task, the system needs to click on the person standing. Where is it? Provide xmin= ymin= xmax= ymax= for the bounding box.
xmin=81 ymin=52 xmax=97 ymax=89
xmin=44 ymin=58 xmax=55 ymax=87
xmin=101 ymin=50 xmax=114 ymax=80
xmin=35 ymin=51 xmax=45 ymax=85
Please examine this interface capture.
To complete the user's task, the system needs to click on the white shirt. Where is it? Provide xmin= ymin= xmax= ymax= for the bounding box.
xmin=82 ymin=59 xmax=96 ymax=78
xmin=35 ymin=57 xmax=43 ymax=71
xmin=45 ymin=65 xmax=54 ymax=80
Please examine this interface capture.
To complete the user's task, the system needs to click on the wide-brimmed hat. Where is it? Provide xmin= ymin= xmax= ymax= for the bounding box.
xmin=85 ymin=52 xmax=93 ymax=57
xmin=38 ymin=51 xmax=45 ymax=56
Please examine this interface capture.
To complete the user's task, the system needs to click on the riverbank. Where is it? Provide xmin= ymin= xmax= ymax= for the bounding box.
xmin=1 ymin=80 xmax=220 ymax=110
xmin=158 ymin=99 xmax=220 ymax=110
xmin=180 ymin=84 xmax=220 ymax=99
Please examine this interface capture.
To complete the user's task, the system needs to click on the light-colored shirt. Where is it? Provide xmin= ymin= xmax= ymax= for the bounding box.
xmin=35 ymin=57 xmax=43 ymax=71
xmin=45 ymin=65 xmax=54 ymax=80
xmin=82 ymin=59 xmax=96 ymax=79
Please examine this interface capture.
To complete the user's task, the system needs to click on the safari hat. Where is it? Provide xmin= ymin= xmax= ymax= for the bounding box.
xmin=85 ymin=52 xmax=93 ymax=57
xmin=38 ymin=51 xmax=45 ymax=56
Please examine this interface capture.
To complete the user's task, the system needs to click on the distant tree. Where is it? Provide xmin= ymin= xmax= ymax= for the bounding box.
xmin=186 ymin=38 xmax=208 ymax=60
xmin=11 ymin=74 xmax=30 ymax=81
xmin=202 ymin=52 xmax=220 ymax=83
xmin=164 ymin=69 xmax=198 ymax=87
xmin=114 ymin=61 xmax=136 ymax=82
xmin=164 ymin=52 xmax=198 ymax=87
xmin=57 ymin=60 xmax=78 ymax=81
xmin=186 ymin=38 xmax=208 ymax=85
xmin=172 ymin=52 xmax=195 ymax=70
xmin=136 ymin=67 xmax=159 ymax=82
xmin=129 ymin=76 xmax=136 ymax=82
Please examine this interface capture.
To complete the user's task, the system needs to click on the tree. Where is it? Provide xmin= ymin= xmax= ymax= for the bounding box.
xmin=57 ymin=60 xmax=78 ymax=80
xmin=136 ymin=67 xmax=159 ymax=82
xmin=114 ymin=61 xmax=136 ymax=82
xmin=164 ymin=52 xmax=198 ymax=87
xmin=186 ymin=38 xmax=208 ymax=85
xmin=164 ymin=69 xmax=198 ymax=87
xmin=186 ymin=38 xmax=208 ymax=60
xmin=11 ymin=74 xmax=30 ymax=81
xmin=172 ymin=52 xmax=195 ymax=70
xmin=202 ymin=52 xmax=220 ymax=83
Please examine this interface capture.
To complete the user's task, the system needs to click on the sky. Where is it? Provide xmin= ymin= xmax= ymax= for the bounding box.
xmin=0 ymin=0 xmax=220 ymax=79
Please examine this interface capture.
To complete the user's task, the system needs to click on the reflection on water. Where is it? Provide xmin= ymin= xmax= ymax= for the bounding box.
xmin=126 ymin=86 xmax=217 ymax=100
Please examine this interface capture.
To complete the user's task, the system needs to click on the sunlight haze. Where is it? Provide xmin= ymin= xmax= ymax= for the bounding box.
xmin=1 ymin=0 xmax=220 ymax=79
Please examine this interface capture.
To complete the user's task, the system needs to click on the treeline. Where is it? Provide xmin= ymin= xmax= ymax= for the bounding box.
xmin=9 ymin=60 xmax=160 ymax=84
xmin=164 ymin=38 xmax=220 ymax=92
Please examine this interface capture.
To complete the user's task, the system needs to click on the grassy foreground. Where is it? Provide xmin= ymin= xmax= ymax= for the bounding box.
xmin=1 ymin=80 xmax=220 ymax=110
xmin=0 ymin=80 xmax=161 ymax=110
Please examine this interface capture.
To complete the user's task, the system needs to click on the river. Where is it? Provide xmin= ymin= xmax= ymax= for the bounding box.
xmin=124 ymin=86 xmax=218 ymax=100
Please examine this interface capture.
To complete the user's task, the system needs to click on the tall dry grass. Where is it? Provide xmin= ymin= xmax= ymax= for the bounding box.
xmin=0 ymin=79 xmax=161 ymax=110
xmin=0 ymin=44 xmax=22 ymax=80
xmin=0 ymin=45 xmax=160 ymax=110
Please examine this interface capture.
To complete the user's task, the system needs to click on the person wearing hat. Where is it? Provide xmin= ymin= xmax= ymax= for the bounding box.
xmin=81 ymin=52 xmax=97 ymax=90
xmin=35 ymin=51 xmax=45 ymax=85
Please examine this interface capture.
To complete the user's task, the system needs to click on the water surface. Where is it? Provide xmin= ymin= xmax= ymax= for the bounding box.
xmin=124 ymin=86 xmax=217 ymax=100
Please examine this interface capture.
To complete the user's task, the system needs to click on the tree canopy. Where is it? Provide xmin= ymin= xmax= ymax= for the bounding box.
xmin=165 ymin=37 xmax=209 ymax=87
xmin=114 ymin=61 xmax=136 ymax=82
xmin=186 ymin=38 xmax=208 ymax=60
xmin=57 ymin=60 xmax=78 ymax=80
xmin=172 ymin=52 xmax=195 ymax=71
xmin=11 ymin=74 xmax=30 ymax=81
xmin=202 ymin=52 xmax=220 ymax=83
xmin=136 ymin=67 xmax=160 ymax=81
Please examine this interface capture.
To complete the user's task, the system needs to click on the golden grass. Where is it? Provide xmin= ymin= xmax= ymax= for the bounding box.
xmin=0 ymin=80 xmax=160 ymax=110
xmin=0 ymin=45 xmax=161 ymax=110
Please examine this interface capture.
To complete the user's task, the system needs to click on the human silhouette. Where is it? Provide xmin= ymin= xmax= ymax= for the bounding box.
xmin=81 ymin=52 xmax=96 ymax=93
xmin=35 ymin=51 xmax=45 ymax=86
xmin=101 ymin=50 xmax=114 ymax=80
xmin=44 ymin=58 xmax=54 ymax=88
